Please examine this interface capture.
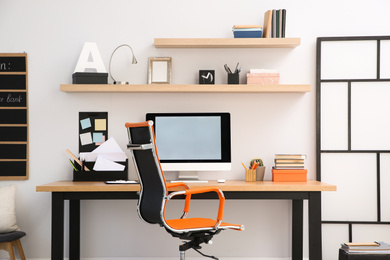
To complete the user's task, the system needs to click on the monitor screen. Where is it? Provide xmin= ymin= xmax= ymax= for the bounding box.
xmin=146 ymin=113 xmax=231 ymax=174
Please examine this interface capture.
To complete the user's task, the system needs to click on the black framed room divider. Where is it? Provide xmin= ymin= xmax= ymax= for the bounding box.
xmin=317 ymin=36 xmax=390 ymax=259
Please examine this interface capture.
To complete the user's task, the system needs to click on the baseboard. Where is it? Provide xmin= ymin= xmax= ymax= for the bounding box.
xmin=3 ymin=257 xmax=300 ymax=260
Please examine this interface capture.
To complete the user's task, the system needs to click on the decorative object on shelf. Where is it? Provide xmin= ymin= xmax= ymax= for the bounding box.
xmin=250 ymin=157 xmax=266 ymax=181
xmin=247 ymin=69 xmax=279 ymax=85
xmin=73 ymin=42 xmax=108 ymax=84
xmin=232 ymin=25 xmax=263 ymax=38
xmin=225 ymin=63 xmax=241 ymax=84
xmin=148 ymin=57 xmax=172 ymax=84
xmin=199 ymin=70 xmax=215 ymax=84
xmin=108 ymin=44 xmax=137 ymax=85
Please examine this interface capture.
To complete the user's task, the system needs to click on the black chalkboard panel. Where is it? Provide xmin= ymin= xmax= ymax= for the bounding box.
xmin=0 ymin=161 xmax=26 ymax=176
xmin=0 ymin=57 xmax=26 ymax=72
xmin=0 ymin=53 xmax=28 ymax=180
xmin=0 ymin=109 xmax=27 ymax=124
xmin=0 ymin=144 xmax=26 ymax=159
xmin=79 ymin=112 xmax=108 ymax=153
xmin=0 ymin=75 xmax=26 ymax=90
xmin=0 ymin=92 xmax=27 ymax=107
xmin=0 ymin=127 xmax=27 ymax=141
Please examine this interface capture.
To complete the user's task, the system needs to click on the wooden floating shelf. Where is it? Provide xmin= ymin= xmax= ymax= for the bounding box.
xmin=154 ymin=38 xmax=301 ymax=48
xmin=60 ymin=84 xmax=311 ymax=93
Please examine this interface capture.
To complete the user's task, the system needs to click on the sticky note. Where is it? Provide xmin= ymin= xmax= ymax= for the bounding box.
xmin=80 ymin=132 xmax=93 ymax=146
xmin=93 ymin=132 xmax=103 ymax=143
xmin=96 ymin=135 xmax=106 ymax=146
xmin=80 ymin=118 xmax=91 ymax=129
xmin=95 ymin=119 xmax=106 ymax=131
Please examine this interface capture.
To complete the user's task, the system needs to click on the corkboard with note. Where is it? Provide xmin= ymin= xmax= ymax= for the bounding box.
xmin=0 ymin=53 xmax=28 ymax=180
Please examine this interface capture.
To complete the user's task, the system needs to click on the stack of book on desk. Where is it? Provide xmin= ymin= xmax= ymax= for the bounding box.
xmin=340 ymin=242 xmax=390 ymax=256
xmin=232 ymin=25 xmax=263 ymax=38
xmin=272 ymin=154 xmax=307 ymax=182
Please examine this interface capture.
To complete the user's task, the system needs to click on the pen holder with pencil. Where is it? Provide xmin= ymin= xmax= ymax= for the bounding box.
xmin=72 ymin=159 xmax=128 ymax=181
xmin=245 ymin=169 xmax=256 ymax=182
xmin=228 ymin=73 xmax=239 ymax=84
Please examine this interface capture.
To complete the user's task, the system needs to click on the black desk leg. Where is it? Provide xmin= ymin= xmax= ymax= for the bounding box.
xmin=52 ymin=193 xmax=64 ymax=260
xmin=69 ymin=200 xmax=80 ymax=260
xmin=309 ymin=192 xmax=322 ymax=260
xmin=292 ymin=199 xmax=303 ymax=260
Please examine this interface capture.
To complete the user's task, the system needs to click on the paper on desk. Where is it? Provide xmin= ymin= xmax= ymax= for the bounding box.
xmin=92 ymin=137 xmax=123 ymax=154
xmin=80 ymin=137 xmax=127 ymax=162
xmin=93 ymin=156 xmax=125 ymax=171
xmin=79 ymin=152 xmax=127 ymax=162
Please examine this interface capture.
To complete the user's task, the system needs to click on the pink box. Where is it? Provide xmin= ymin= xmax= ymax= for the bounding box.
xmin=247 ymin=73 xmax=280 ymax=85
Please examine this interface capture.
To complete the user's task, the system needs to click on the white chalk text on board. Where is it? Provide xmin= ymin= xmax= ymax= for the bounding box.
xmin=0 ymin=53 xmax=29 ymax=180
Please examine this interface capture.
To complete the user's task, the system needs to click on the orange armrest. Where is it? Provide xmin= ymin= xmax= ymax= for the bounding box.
xmin=166 ymin=182 xmax=191 ymax=215
xmin=167 ymin=187 xmax=225 ymax=221
xmin=166 ymin=182 xmax=189 ymax=190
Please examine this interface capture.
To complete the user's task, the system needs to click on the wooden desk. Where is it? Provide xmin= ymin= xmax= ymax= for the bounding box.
xmin=36 ymin=180 xmax=336 ymax=260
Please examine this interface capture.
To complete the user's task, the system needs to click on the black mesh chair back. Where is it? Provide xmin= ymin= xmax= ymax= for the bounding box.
xmin=126 ymin=122 xmax=167 ymax=225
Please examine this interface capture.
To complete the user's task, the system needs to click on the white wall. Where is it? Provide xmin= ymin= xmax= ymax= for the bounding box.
xmin=1 ymin=0 xmax=390 ymax=259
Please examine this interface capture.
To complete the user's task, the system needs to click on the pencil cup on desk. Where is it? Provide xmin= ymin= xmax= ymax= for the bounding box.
xmin=245 ymin=169 xmax=256 ymax=182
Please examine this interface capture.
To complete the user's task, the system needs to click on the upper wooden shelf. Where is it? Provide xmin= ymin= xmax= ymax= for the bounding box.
xmin=154 ymin=38 xmax=301 ymax=48
xmin=60 ymin=84 xmax=311 ymax=93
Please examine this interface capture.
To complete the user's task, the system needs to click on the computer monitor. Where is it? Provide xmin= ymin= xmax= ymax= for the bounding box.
xmin=146 ymin=112 xmax=231 ymax=181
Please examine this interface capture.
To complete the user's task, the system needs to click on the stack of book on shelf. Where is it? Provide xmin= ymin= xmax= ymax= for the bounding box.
xmin=263 ymin=9 xmax=287 ymax=38
xmin=232 ymin=25 xmax=263 ymax=38
xmin=272 ymin=154 xmax=307 ymax=182
xmin=340 ymin=242 xmax=390 ymax=256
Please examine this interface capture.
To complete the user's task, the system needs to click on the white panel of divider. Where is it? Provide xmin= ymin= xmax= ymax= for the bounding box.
xmin=380 ymin=153 xmax=390 ymax=221
xmin=351 ymin=82 xmax=390 ymax=150
xmin=320 ymin=82 xmax=349 ymax=150
xmin=320 ymin=40 xmax=377 ymax=80
xmin=380 ymin=40 xmax=390 ymax=79
xmin=321 ymin=153 xmax=377 ymax=221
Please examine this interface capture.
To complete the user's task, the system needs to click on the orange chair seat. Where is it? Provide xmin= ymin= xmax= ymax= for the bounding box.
xmin=166 ymin=218 xmax=241 ymax=230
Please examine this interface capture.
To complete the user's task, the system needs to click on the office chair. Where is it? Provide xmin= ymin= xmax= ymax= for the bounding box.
xmin=125 ymin=121 xmax=244 ymax=260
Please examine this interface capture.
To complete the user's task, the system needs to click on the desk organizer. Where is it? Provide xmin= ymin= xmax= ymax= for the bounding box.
xmin=247 ymin=73 xmax=280 ymax=85
xmin=73 ymin=159 xmax=128 ymax=181
xmin=245 ymin=169 xmax=256 ymax=182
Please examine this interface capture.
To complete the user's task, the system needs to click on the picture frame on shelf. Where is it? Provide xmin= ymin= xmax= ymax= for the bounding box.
xmin=148 ymin=57 xmax=172 ymax=84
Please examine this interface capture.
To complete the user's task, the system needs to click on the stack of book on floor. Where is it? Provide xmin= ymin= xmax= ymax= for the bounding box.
xmin=263 ymin=9 xmax=287 ymax=38
xmin=340 ymin=242 xmax=390 ymax=255
xmin=232 ymin=25 xmax=263 ymax=38
xmin=272 ymin=154 xmax=307 ymax=182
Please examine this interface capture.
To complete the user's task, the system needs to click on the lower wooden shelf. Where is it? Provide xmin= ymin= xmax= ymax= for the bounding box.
xmin=60 ymin=84 xmax=311 ymax=93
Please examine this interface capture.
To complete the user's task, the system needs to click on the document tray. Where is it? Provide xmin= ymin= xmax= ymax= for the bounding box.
xmin=73 ymin=159 xmax=128 ymax=181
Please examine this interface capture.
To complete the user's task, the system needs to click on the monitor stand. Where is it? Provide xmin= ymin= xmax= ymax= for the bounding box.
xmin=170 ymin=171 xmax=208 ymax=183
xmin=178 ymin=171 xmax=199 ymax=181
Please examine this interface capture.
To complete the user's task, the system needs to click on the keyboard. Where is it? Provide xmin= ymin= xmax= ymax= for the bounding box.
xmin=170 ymin=180 xmax=209 ymax=183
